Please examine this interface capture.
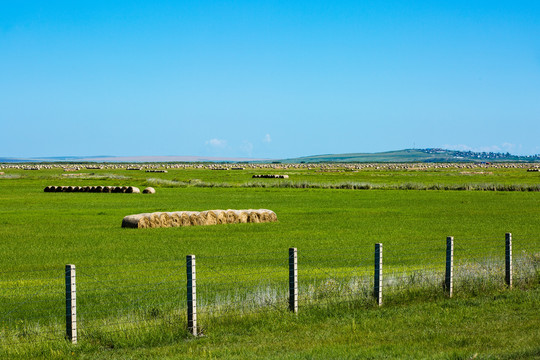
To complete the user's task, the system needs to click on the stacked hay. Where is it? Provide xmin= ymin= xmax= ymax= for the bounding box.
xmin=252 ymin=174 xmax=289 ymax=179
xmin=122 ymin=209 xmax=278 ymax=228
xmin=44 ymin=186 xmax=140 ymax=193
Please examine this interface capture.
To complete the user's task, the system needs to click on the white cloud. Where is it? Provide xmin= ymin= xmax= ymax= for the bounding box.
xmin=205 ymin=138 xmax=227 ymax=148
xmin=263 ymin=134 xmax=271 ymax=143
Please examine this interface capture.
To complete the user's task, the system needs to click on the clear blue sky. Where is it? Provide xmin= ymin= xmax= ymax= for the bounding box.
xmin=1 ymin=1 xmax=539 ymax=158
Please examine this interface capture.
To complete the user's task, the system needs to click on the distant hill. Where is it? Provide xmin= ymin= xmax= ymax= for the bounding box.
xmin=2 ymin=149 xmax=539 ymax=164
xmin=278 ymin=149 xmax=540 ymax=163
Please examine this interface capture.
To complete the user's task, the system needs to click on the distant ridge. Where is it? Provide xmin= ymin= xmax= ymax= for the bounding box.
xmin=279 ymin=149 xmax=540 ymax=163
xmin=1 ymin=149 xmax=539 ymax=164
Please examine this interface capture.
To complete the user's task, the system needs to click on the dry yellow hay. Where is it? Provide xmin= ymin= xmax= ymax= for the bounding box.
xmin=159 ymin=212 xmax=172 ymax=227
xmin=169 ymin=212 xmax=181 ymax=227
xmin=179 ymin=212 xmax=192 ymax=226
xmin=121 ymin=209 xmax=277 ymax=228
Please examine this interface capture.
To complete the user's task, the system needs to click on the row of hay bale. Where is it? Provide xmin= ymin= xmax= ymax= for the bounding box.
xmin=44 ymin=186 xmax=141 ymax=193
xmin=527 ymin=168 xmax=540 ymax=172
xmin=122 ymin=209 xmax=277 ymax=229
xmin=252 ymin=174 xmax=289 ymax=179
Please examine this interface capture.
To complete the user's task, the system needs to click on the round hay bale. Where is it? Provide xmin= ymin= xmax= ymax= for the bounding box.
xmin=148 ymin=212 xmax=163 ymax=228
xmin=95 ymin=186 xmax=103 ymax=193
xmin=225 ymin=209 xmax=239 ymax=224
xmin=247 ymin=210 xmax=261 ymax=223
xmin=121 ymin=186 xmax=129 ymax=193
xmin=102 ymin=186 xmax=112 ymax=193
xmin=126 ymin=186 xmax=140 ymax=194
xmin=179 ymin=211 xmax=192 ymax=226
xmin=112 ymin=186 xmax=123 ymax=193
xmin=237 ymin=210 xmax=249 ymax=223
xmin=66 ymin=186 xmax=74 ymax=192
xmin=143 ymin=187 xmax=156 ymax=194
xmin=159 ymin=212 xmax=172 ymax=227
xmin=82 ymin=186 xmax=90 ymax=192
xmin=122 ymin=214 xmax=145 ymax=228
xmin=189 ymin=212 xmax=204 ymax=226
xmin=170 ymin=212 xmax=181 ymax=227
xmin=204 ymin=211 xmax=218 ymax=225
xmin=44 ymin=186 xmax=53 ymax=192
xmin=138 ymin=214 xmax=151 ymax=228
xmin=214 ymin=210 xmax=227 ymax=224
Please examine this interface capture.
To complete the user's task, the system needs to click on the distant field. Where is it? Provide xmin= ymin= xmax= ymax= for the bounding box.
xmin=0 ymin=164 xmax=539 ymax=358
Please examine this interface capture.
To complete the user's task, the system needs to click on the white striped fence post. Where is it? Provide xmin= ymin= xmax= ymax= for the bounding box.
xmin=374 ymin=243 xmax=383 ymax=306
xmin=289 ymin=247 xmax=298 ymax=313
xmin=445 ymin=236 xmax=454 ymax=297
xmin=505 ymin=233 xmax=512 ymax=288
xmin=65 ymin=264 xmax=77 ymax=344
xmin=186 ymin=255 xmax=197 ymax=336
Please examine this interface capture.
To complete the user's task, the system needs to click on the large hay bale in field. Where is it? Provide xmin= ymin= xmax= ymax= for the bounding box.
xmin=44 ymin=186 xmax=53 ymax=192
xmin=126 ymin=186 xmax=140 ymax=194
xmin=122 ymin=209 xmax=277 ymax=228
xmin=143 ymin=187 xmax=156 ymax=194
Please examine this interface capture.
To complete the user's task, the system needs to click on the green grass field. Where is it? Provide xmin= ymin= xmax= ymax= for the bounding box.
xmin=0 ymin=165 xmax=539 ymax=358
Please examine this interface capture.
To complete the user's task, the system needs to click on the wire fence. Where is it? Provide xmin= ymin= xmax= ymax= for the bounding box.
xmin=1 ymin=234 xmax=539 ymax=351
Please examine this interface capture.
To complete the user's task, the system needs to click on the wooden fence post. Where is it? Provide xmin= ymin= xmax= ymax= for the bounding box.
xmin=186 ymin=255 xmax=197 ymax=336
xmin=289 ymin=247 xmax=298 ymax=313
xmin=445 ymin=236 xmax=454 ymax=297
xmin=65 ymin=264 xmax=77 ymax=344
xmin=374 ymin=243 xmax=383 ymax=306
xmin=505 ymin=233 xmax=512 ymax=288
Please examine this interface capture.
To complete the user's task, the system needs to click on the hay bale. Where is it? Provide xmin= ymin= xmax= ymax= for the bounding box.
xmin=159 ymin=212 xmax=172 ymax=227
xmin=247 ymin=210 xmax=261 ymax=223
xmin=215 ymin=210 xmax=227 ymax=224
xmin=179 ymin=211 xmax=192 ymax=226
xmin=189 ymin=212 xmax=205 ymax=226
xmin=170 ymin=212 xmax=182 ymax=227
xmin=225 ymin=209 xmax=239 ymax=224
xmin=102 ymin=186 xmax=112 ymax=193
xmin=44 ymin=186 xmax=53 ymax=192
xmin=237 ymin=210 xmax=249 ymax=223
xmin=122 ymin=209 xmax=277 ymax=228
xmin=126 ymin=186 xmax=140 ymax=194
xmin=143 ymin=187 xmax=156 ymax=194
xmin=148 ymin=213 xmax=163 ymax=228
xmin=95 ymin=186 xmax=103 ymax=193
xmin=122 ymin=214 xmax=148 ymax=228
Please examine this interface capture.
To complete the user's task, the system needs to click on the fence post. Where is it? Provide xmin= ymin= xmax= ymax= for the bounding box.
xmin=374 ymin=243 xmax=382 ymax=306
xmin=289 ymin=247 xmax=298 ymax=313
xmin=65 ymin=264 xmax=77 ymax=344
xmin=186 ymin=255 xmax=197 ymax=336
xmin=505 ymin=233 xmax=512 ymax=288
xmin=445 ymin=236 xmax=454 ymax=297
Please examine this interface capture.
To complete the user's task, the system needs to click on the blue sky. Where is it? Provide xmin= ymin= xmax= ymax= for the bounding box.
xmin=1 ymin=1 xmax=539 ymax=159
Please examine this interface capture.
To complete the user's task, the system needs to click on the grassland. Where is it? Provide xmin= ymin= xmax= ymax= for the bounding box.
xmin=0 ymin=164 xmax=539 ymax=358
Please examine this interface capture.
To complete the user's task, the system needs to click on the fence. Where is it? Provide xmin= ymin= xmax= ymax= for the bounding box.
xmin=1 ymin=233 xmax=539 ymax=350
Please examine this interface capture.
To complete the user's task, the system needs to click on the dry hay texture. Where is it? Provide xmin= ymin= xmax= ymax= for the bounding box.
xmin=122 ymin=209 xmax=278 ymax=229
xmin=44 ymin=186 xmax=140 ymax=193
